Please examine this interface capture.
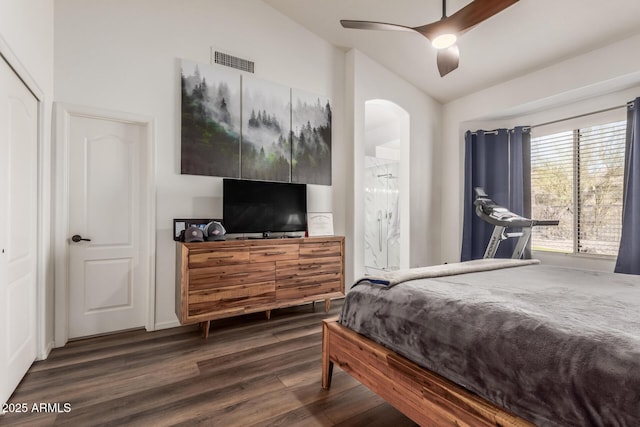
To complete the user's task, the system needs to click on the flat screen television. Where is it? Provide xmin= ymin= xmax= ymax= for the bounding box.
xmin=223 ymin=179 xmax=307 ymax=235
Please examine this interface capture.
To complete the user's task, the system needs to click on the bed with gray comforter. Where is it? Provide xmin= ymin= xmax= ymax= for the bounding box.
xmin=339 ymin=259 xmax=640 ymax=426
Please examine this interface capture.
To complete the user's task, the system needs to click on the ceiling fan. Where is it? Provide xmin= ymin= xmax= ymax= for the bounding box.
xmin=340 ymin=0 xmax=519 ymax=77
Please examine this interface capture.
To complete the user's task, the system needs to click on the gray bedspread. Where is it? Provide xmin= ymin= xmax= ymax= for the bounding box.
xmin=339 ymin=262 xmax=640 ymax=426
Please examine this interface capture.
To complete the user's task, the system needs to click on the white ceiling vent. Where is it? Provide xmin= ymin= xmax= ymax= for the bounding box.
xmin=211 ymin=49 xmax=254 ymax=73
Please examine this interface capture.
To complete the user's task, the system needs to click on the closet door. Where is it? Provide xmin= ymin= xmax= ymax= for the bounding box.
xmin=0 ymin=56 xmax=38 ymax=405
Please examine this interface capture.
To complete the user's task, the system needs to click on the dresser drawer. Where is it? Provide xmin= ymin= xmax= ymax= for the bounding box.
xmin=189 ymin=249 xmax=249 ymax=268
xmin=277 ymin=256 xmax=342 ymax=280
xmin=276 ymin=275 xmax=343 ymax=301
xmin=276 ymin=255 xmax=343 ymax=300
xmin=250 ymin=244 xmax=299 ymax=263
xmin=188 ymin=281 xmax=276 ymax=316
xmin=189 ymin=262 xmax=275 ymax=291
xmin=300 ymin=241 xmax=342 ymax=258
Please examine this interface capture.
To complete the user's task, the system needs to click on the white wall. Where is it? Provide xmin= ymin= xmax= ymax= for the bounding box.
xmin=0 ymin=0 xmax=55 ymax=357
xmin=345 ymin=49 xmax=442 ymax=284
xmin=54 ymin=0 xmax=347 ymax=329
xmin=440 ymin=33 xmax=640 ymax=266
xmin=0 ymin=1 xmax=54 ymax=92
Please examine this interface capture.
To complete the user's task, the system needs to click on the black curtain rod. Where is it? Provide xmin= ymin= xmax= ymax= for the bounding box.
xmin=468 ymin=101 xmax=634 ymax=135
xmin=528 ymin=101 xmax=632 ymax=130
xmin=467 ymin=129 xmax=515 ymax=136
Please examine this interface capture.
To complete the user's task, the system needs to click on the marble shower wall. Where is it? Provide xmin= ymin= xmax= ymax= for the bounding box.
xmin=364 ymin=156 xmax=400 ymax=272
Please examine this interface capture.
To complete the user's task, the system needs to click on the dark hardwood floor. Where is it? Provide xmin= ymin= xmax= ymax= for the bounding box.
xmin=0 ymin=300 xmax=417 ymax=427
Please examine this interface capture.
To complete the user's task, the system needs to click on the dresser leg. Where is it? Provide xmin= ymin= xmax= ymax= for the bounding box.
xmin=265 ymin=310 xmax=271 ymax=320
xmin=201 ymin=320 xmax=211 ymax=339
xmin=325 ymin=298 xmax=331 ymax=312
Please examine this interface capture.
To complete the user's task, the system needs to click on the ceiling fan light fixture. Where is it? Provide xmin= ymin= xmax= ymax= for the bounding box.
xmin=339 ymin=0 xmax=520 ymax=75
xmin=432 ymin=33 xmax=457 ymax=49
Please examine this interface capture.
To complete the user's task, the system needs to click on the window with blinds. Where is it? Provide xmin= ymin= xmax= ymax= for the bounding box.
xmin=530 ymin=120 xmax=626 ymax=256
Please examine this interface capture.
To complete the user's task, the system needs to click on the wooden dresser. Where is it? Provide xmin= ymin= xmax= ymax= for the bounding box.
xmin=175 ymin=236 xmax=345 ymax=337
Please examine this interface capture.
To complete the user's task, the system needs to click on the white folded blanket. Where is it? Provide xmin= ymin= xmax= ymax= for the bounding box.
xmin=353 ymin=258 xmax=540 ymax=288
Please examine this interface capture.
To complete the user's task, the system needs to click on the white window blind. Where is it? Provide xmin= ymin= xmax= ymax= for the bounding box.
xmin=531 ymin=120 xmax=626 ymax=256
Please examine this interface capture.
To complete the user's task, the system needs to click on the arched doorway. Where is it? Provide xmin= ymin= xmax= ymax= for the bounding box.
xmin=364 ymin=99 xmax=410 ymax=273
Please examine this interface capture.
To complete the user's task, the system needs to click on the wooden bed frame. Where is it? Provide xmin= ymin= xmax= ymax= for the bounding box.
xmin=321 ymin=318 xmax=535 ymax=427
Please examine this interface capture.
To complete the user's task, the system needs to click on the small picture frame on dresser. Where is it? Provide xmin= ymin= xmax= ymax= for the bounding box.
xmin=307 ymin=212 xmax=334 ymax=237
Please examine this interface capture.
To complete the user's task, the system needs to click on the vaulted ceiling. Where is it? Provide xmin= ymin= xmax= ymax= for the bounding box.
xmin=264 ymin=0 xmax=640 ymax=103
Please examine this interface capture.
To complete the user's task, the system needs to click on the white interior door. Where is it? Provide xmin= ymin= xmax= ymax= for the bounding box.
xmin=0 ymin=57 xmax=38 ymax=405
xmin=67 ymin=114 xmax=148 ymax=339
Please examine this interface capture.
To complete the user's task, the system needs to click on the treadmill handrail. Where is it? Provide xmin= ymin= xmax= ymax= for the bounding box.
xmin=473 ymin=195 xmax=533 ymax=228
xmin=474 ymin=204 xmax=534 ymax=228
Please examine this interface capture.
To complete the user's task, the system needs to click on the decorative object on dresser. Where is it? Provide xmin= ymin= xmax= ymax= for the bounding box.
xmin=176 ymin=236 xmax=344 ymax=338
xmin=173 ymin=218 xmax=218 ymax=241
xmin=307 ymin=212 xmax=334 ymax=237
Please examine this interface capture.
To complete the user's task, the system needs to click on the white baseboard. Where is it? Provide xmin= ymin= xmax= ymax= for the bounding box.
xmin=154 ymin=320 xmax=181 ymax=330
xmin=37 ymin=340 xmax=55 ymax=360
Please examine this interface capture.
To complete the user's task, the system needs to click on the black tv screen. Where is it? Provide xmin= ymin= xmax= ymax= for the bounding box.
xmin=223 ymin=179 xmax=308 ymax=234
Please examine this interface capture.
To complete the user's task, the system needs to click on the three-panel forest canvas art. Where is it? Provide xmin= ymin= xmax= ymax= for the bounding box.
xmin=180 ymin=59 xmax=332 ymax=185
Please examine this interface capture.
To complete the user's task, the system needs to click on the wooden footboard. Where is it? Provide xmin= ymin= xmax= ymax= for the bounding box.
xmin=322 ymin=318 xmax=534 ymax=427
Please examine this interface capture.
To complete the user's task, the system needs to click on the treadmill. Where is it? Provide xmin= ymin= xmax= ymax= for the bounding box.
xmin=473 ymin=187 xmax=559 ymax=259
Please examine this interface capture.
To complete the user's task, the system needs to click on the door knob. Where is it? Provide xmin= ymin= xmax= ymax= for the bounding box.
xmin=71 ymin=234 xmax=91 ymax=243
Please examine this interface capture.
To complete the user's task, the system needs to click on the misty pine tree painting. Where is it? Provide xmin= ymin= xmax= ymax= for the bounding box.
xmin=181 ymin=59 xmax=240 ymax=177
xmin=292 ymin=89 xmax=332 ymax=185
xmin=241 ymin=77 xmax=291 ymax=182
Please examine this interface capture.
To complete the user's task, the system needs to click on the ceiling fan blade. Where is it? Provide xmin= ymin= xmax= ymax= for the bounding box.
xmin=437 ymin=44 xmax=459 ymax=77
xmin=340 ymin=20 xmax=416 ymax=33
xmin=448 ymin=0 xmax=519 ymax=32
xmin=414 ymin=0 xmax=519 ymax=40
